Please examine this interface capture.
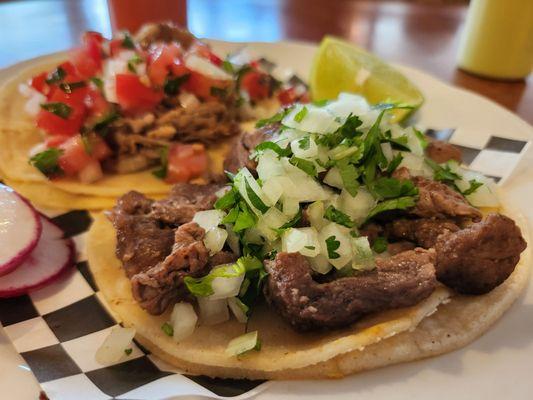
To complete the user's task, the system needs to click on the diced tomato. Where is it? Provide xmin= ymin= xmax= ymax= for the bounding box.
xmin=241 ymin=71 xmax=271 ymax=101
xmin=148 ymin=43 xmax=183 ymax=86
xmin=277 ymin=87 xmax=298 ymax=106
xmin=109 ymin=38 xmax=123 ymax=57
xmin=184 ymin=71 xmax=231 ymax=100
xmin=166 ymin=143 xmax=208 ymax=183
xmin=36 ymin=89 xmax=88 ymax=136
xmin=45 ymin=135 xmax=70 ymax=148
xmin=70 ymin=31 xmax=105 ymax=79
xmin=29 ymin=72 xmax=49 ymax=94
xmin=170 ymin=57 xmax=189 ymax=78
xmin=57 ymin=135 xmax=93 ymax=176
xmin=115 ymin=74 xmax=163 ymax=113
xmin=85 ymin=88 xmax=111 ymax=117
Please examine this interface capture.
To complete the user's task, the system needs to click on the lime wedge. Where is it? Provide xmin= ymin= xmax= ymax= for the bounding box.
xmin=310 ymin=36 xmax=424 ymax=122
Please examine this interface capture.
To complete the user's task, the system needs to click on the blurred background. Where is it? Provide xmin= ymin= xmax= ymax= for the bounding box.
xmin=0 ymin=0 xmax=531 ymax=123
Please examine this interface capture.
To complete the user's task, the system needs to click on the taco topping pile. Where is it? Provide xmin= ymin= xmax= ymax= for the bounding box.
xmin=20 ymin=23 xmax=308 ymax=184
xmin=108 ymin=94 xmax=526 ymax=355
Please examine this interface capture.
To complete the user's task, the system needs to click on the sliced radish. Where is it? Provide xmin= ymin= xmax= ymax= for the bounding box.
xmin=0 ymin=216 xmax=74 ymax=298
xmin=0 ymin=184 xmax=42 ymax=276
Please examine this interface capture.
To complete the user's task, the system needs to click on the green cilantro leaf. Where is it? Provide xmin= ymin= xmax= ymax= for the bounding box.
xmin=372 ymin=237 xmax=388 ymax=253
xmin=45 ymin=67 xmax=66 ymax=84
xmin=29 ymin=148 xmax=63 ymax=177
xmin=461 ymin=179 xmax=483 ymax=196
xmin=366 ymin=196 xmax=417 ymax=222
xmin=336 ymin=158 xmax=360 ymax=196
xmin=40 ymin=102 xmax=72 ymax=119
xmin=298 ymin=136 xmax=310 ymax=150
xmin=372 ymin=177 xmax=418 ymax=199
xmin=122 ymin=32 xmax=135 ymax=49
xmin=91 ymin=111 xmax=120 ymax=136
xmin=385 ymin=153 xmax=403 ymax=174
xmin=164 ymin=74 xmax=190 ymax=96
xmin=413 ymin=128 xmax=428 ymax=150
xmin=244 ymin=178 xmax=269 ymax=213
xmin=215 ymin=189 xmax=237 ymax=210
xmin=161 ymin=322 xmax=174 ymax=336
xmin=325 ymin=236 xmax=341 ymax=259
xmin=255 ymin=108 xmax=292 ymax=128
xmin=59 ymin=81 xmax=86 ymax=94
xmin=425 ymin=158 xmax=462 ymax=184
xmin=127 ymin=54 xmax=143 ymax=73
xmin=324 ymin=205 xmax=354 ymax=228
xmin=152 ymin=146 xmax=169 ymax=179
xmin=210 ymin=86 xmax=227 ymax=99
xmin=124 ymin=348 xmax=133 ymax=356
xmin=254 ymin=141 xmax=291 ymax=157
xmin=90 ymin=77 xmax=104 ymax=90
xmin=293 ymin=106 xmax=308 ymax=123
xmin=184 ymin=263 xmax=246 ymax=297
xmin=312 ymin=99 xmax=329 ymax=107
xmin=289 ymin=156 xmax=317 ymax=177
xmin=233 ymin=203 xmax=257 ymax=232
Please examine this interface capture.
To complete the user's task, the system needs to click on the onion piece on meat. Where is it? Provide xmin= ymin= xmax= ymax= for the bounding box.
xmin=203 ymin=227 xmax=228 ymax=255
xmin=170 ymin=302 xmax=198 ymax=341
xmin=351 ymin=236 xmax=375 ymax=271
xmin=208 ymin=264 xmax=246 ymax=300
xmin=192 ymin=210 xmax=226 ymax=231
xmin=318 ymin=222 xmax=352 ymax=269
xmin=198 ymin=297 xmax=229 ymax=326
xmin=282 ymin=227 xmax=320 ymax=257
xmin=95 ymin=326 xmax=136 ymax=365
xmin=185 ymin=54 xmax=232 ymax=80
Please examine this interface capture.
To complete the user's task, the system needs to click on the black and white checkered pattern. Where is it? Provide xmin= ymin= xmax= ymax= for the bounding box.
xmin=0 ymin=128 xmax=529 ymax=399
xmin=425 ymin=128 xmax=529 ymax=183
xmin=0 ymin=211 xmax=266 ymax=399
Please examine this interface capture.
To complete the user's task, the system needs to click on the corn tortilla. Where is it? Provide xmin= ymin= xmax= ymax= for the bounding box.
xmin=85 ymin=207 xmax=530 ymax=379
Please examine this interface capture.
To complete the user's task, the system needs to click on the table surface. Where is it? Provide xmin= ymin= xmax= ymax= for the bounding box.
xmin=0 ymin=0 xmax=531 ymax=122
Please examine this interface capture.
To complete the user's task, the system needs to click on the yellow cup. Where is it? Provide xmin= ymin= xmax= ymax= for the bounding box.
xmin=457 ymin=0 xmax=533 ymax=80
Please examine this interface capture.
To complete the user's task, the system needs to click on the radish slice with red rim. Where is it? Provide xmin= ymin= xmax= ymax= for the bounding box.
xmin=0 ymin=216 xmax=75 ymax=298
xmin=0 ymin=184 xmax=42 ymax=276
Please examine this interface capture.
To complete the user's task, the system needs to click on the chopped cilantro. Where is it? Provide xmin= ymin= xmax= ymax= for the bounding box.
xmin=40 ymin=102 xmax=72 ymax=119
xmin=222 ymin=59 xmax=235 ymax=74
xmin=221 ymin=206 xmax=239 ymax=224
xmin=293 ymin=106 xmax=308 ymax=123
xmin=338 ymin=114 xmax=363 ymax=139
xmin=215 ymin=189 xmax=237 ymax=210
xmin=233 ymin=203 xmax=257 ymax=232
xmin=152 ymin=146 xmax=169 ymax=179
xmin=425 ymin=158 xmax=462 ymax=184
xmin=372 ymin=177 xmax=418 ymax=199
xmin=90 ymin=77 xmax=104 ymax=90
xmin=91 ymin=111 xmax=119 ymax=136
xmin=372 ymin=237 xmax=388 ymax=253
xmin=161 ymin=322 xmax=174 ymax=337
xmin=336 ymin=158 xmax=360 ymax=196
xmin=298 ymin=136 xmax=310 ymax=150
xmin=385 ymin=153 xmax=403 ymax=174
xmin=413 ymin=128 xmax=428 ymax=149
xmin=289 ymin=156 xmax=317 ymax=177
xmin=255 ymin=108 xmax=292 ymax=128
xmin=184 ymin=263 xmax=245 ymax=297
xmin=304 ymin=245 xmax=316 ymax=250
xmin=461 ymin=179 xmax=483 ymax=196
xmin=45 ymin=67 xmax=66 ymax=84
xmin=127 ymin=54 xmax=143 ymax=73
xmin=29 ymin=148 xmax=63 ymax=177
xmin=163 ymin=74 xmax=190 ymax=96
xmin=124 ymin=348 xmax=133 ymax=356
xmin=325 ymin=236 xmax=341 ymax=259
xmin=121 ymin=32 xmax=135 ymax=49
xmin=59 ymin=81 xmax=86 ymax=94
xmin=244 ymin=178 xmax=269 ymax=213
xmin=210 ymin=86 xmax=227 ymax=99
xmin=254 ymin=141 xmax=291 ymax=157
xmin=324 ymin=205 xmax=354 ymax=228
xmin=312 ymin=99 xmax=329 ymax=107
xmin=366 ymin=196 xmax=417 ymax=222
xmin=274 ymin=209 xmax=302 ymax=234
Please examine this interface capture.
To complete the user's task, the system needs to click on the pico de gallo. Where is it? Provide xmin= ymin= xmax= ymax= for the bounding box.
xmin=21 ymin=23 xmax=309 ymax=184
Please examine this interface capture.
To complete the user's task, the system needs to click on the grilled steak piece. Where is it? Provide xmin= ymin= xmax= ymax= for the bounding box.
xmin=109 ymin=183 xmax=231 ymax=314
xmin=130 ymin=222 xmax=236 ymax=315
xmin=411 ymin=176 xmax=482 ymax=221
xmin=223 ymin=124 xmax=278 ymax=174
xmin=387 ymin=241 xmax=416 ymax=255
xmin=425 ymin=140 xmax=462 ymax=164
xmin=385 ymin=218 xmax=460 ymax=248
xmin=264 ymin=250 xmax=436 ymax=331
xmin=150 ymin=183 xmax=223 ymax=225
xmin=435 ymin=213 xmax=527 ymax=295
xmin=110 ymin=191 xmax=175 ymax=278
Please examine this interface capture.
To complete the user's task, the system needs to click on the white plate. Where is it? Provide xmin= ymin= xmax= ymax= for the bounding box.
xmin=1 ymin=40 xmax=532 ymax=400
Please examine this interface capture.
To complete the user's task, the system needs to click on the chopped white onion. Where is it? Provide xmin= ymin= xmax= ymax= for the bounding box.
xmin=455 ymin=170 xmax=500 ymax=207
xmin=282 ymin=197 xmax=299 ymax=217
xmin=225 ymin=330 xmax=260 ymax=357
xmin=318 ymin=222 xmax=352 ymax=269
xmin=323 ymin=167 xmax=344 ymax=189
xmin=307 ymin=201 xmax=327 ymax=230
xmin=381 ymin=143 xmax=393 ymax=162
xmin=308 ymin=254 xmax=332 ymax=274
xmin=325 ymin=93 xmax=370 ymax=121
xmin=227 ymin=297 xmax=249 ymax=323
xmin=170 ymin=302 xmax=198 ymax=342
xmin=256 ymin=207 xmax=289 ymax=241
xmin=256 ymin=150 xmax=285 ymax=181
xmin=234 ymin=168 xmax=273 ymax=214
xmin=178 ymin=92 xmax=200 ymax=109
xmin=338 ymin=188 xmax=376 ymax=224
xmin=193 ymin=210 xmax=226 ymax=231
xmin=208 ymin=264 xmax=245 ymax=300
xmin=95 ymin=326 xmax=136 ymax=365
xmin=282 ymin=227 xmax=320 ymax=257
xmin=225 ymin=224 xmax=241 ymax=255
xmin=261 ymin=177 xmax=284 ymax=205
xmin=198 ymin=297 xmax=229 ymax=326
xmin=283 ymin=104 xmax=341 ymax=134
xmin=19 ymin=84 xmax=46 ymax=117
xmin=290 ymin=136 xmax=318 ymax=159
xmin=203 ymin=227 xmax=228 ymax=255
xmin=351 ymin=236 xmax=375 ymax=271
xmin=185 ymin=54 xmax=232 ymax=80
xmin=398 ymin=152 xmax=433 ymax=178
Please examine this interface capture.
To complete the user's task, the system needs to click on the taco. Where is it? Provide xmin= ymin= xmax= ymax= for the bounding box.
xmin=0 ymin=23 xmax=306 ymax=209
xmin=87 ymin=94 xmax=529 ymax=379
